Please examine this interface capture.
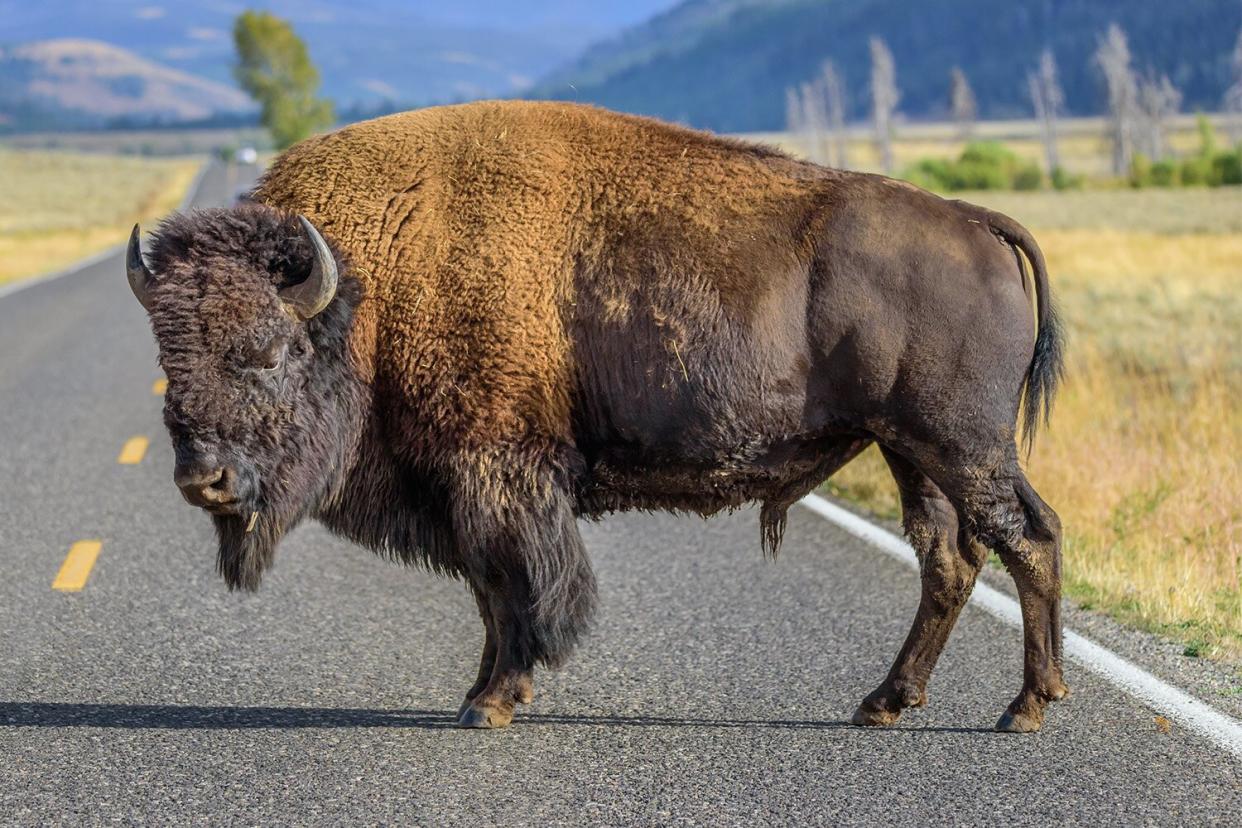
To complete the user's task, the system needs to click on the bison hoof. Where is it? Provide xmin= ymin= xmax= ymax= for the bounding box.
xmin=457 ymin=703 xmax=514 ymax=729
xmin=995 ymin=708 xmax=1044 ymax=733
xmin=851 ymin=681 xmax=921 ymax=727
xmin=851 ymin=704 xmax=902 ymax=727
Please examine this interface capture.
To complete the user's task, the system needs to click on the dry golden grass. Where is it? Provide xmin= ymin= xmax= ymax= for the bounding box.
xmin=0 ymin=149 xmax=201 ymax=285
xmin=826 ymin=189 xmax=1242 ymax=660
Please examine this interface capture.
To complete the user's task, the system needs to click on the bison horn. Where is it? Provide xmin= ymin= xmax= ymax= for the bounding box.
xmin=280 ymin=216 xmax=338 ymax=319
xmin=126 ymin=224 xmax=155 ymax=310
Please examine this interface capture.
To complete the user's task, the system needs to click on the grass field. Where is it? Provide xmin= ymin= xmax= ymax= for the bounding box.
xmin=823 ymin=187 xmax=1242 ymax=662
xmin=0 ymin=149 xmax=202 ymax=286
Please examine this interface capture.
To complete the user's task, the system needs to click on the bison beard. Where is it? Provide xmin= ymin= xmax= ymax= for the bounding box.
xmin=131 ymin=101 xmax=1067 ymax=733
xmin=213 ymin=511 xmax=287 ymax=592
xmin=209 ymin=452 xmax=319 ymax=592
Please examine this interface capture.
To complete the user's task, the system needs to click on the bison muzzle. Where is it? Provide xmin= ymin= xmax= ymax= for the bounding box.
xmin=126 ymin=101 xmax=1067 ymax=733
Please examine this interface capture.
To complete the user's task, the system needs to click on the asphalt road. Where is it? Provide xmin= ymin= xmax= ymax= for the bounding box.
xmin=1 ymin=162 xmax=1239 ymax=826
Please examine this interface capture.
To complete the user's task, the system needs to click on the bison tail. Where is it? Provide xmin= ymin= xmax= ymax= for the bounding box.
xmin=986 ymin=210 xmax=1065 ymax=456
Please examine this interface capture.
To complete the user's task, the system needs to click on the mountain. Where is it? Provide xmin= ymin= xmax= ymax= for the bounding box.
xmin=536 ymin=0 xmax=779 ymax=92
xmin=530 ymin=0 xmax=1242 ymax=132
xmin=0 ymin=1 xmax=680 ymax=112
xmin=0 ymin=39 xmax=252 ymax=130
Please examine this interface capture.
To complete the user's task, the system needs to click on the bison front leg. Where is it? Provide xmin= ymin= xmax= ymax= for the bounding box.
xmin=457 ymin=586 xmax=499 ymax=719
xmin=458 ymin=588 xmax=537 ymax=728
xmin=453 ymin=460 xmax=598 ymax=729
xmin=853 ymin=449 xmax=987 ymax=727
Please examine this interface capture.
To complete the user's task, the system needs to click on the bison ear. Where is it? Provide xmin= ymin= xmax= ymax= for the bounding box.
xmin=279 ymin=216 xmax=338 ymax=320
xmin=126 ymin=224 xmax=155 ymax=310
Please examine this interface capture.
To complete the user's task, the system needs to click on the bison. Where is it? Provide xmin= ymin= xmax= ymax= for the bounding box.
xmin=126 ymin=101 xmax=1066 ymax=732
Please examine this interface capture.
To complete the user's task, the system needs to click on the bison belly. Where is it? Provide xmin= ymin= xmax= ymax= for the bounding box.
xmin=569 ymin=260 xmax=856 ymax=518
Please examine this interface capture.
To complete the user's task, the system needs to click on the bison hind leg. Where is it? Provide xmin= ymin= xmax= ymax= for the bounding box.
xmin=877 ymin=439 xmax=1067 ymax=733
xmin=852 ymin=448 xmax=987 ymax=727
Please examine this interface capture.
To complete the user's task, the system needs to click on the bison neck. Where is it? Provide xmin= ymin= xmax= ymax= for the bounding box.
xmin=315 ymin=410 xmax=461 ymax=576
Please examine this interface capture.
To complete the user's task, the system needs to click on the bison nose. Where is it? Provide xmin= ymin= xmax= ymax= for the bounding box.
xmin=174 ymin=464 xmax=238 ymax=510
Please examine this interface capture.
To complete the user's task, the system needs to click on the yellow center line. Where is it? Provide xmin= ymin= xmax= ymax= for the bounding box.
xmin=53 ymin=540 xmax=102 ymax=592
xmin=117 ymin=435 xmax=149 ymax=465
xmin=152 ymin=378 xmax=167 ymax=395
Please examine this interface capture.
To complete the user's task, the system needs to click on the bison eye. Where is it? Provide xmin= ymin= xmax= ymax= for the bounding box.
xmin=253 ymin=338 xmax=288 ymax=372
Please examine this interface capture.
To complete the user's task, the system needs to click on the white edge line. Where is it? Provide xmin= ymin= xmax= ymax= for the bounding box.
xmin=798 ymin=492 xmax=1242 ymax=760
xmin=0 ymin=159 xmax=212 ymax=302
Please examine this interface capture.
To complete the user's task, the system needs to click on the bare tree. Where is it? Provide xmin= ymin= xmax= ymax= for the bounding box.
xmin=1027 ymin=49 xmax=1063 ymax=173
xmin=785 ymin=86 xmax=804 ymax=135
xmin=820 ymin=61 xmax=849 ymax=168
xmin=869 ymin=37 xmax=899 ymax=173
xmin=801 ymin=80 xmax=830 ymax=163
xmin=785 ymin=82 xmax=828 ymax=163
xmin=1136 ymin=73 xmax=1181 ymax=159
xmin=1095 ymin=23 xmax=1139 ymax=175
xmin=785 ymin=85 xmax=807 ymax=154
xmin=785 ymin=63 xmax=850 ymax=168
xmin=1224 ymin=27 xmax=1242 ymax=143
xmin=949 ymin=66 xmax=977 ymax=140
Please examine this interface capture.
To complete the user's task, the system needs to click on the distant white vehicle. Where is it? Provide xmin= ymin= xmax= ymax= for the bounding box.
xmin=237 ymin=146 xmax=259 ymax=165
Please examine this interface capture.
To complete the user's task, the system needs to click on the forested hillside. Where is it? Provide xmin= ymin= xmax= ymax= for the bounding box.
xmin=531 ymin=0 xmax=1242 ymax=131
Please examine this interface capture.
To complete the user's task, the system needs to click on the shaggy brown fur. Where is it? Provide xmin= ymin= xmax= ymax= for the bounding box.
xmin=131 ymin=100 xmax=1066 ymax=733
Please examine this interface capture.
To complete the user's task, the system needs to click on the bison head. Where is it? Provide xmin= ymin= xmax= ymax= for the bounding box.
xmin=127 ymin=205 xmax=364 ymax=590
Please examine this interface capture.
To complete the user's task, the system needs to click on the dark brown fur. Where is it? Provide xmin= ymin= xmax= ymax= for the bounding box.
xmin=135 ymin=101 xmax=1065 ymax=732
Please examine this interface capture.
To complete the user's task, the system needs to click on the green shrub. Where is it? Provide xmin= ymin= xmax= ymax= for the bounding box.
xmin=1178 ymin=116 xmax=1241 ymax=187
xmin=902 ymin=141 xmax=1044 ymax=192
xmin=1129 ymin=153 xmax=1153 ymax=188
xmin=1100 ymin=116 xmax=1242 ymax=189
xmin=947 ymin=158 xmax=1010 ymax=190
xmin=1180 ymin=156 xmax=1212 ymax=186
xmin=1013 ymin=163 xmax=1043 ymax=190
xmin=1050 ymin=166 xmax=1084 ymax=190
xmin=1149 ymin=159 xmax=1180 ymax=187
xmin=1195 ymin=113 xmax=1217 ymax=158
xmin=958 ymin=141 xmax=1015 ymax=167
xmin=1210 ymin=147 xmax=1242 ymax=186
xmin=904 ymin=158 xmax=954 ymax=191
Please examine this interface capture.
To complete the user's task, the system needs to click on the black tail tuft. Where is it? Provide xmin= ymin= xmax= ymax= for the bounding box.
xmin=986 ymin=211 xmax=1065 ymax=456
xmin=1022 ymin=291 xmax=1065 ymax=456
